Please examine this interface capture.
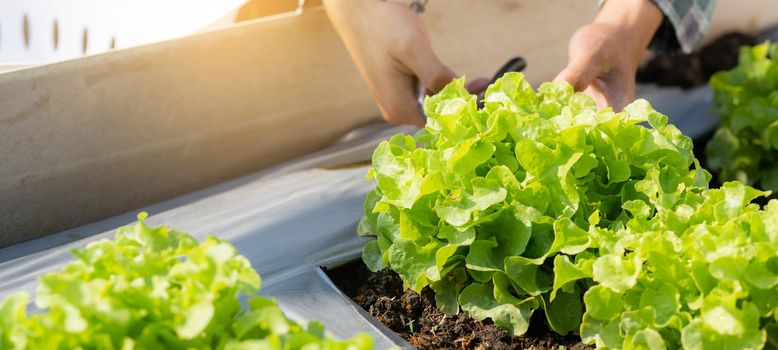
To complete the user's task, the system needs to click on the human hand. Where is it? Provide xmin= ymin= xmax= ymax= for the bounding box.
xmin=324 ymin=0 xmax=486 ymax=127
xmin=555 ymin=0 xmax=663 ymax=111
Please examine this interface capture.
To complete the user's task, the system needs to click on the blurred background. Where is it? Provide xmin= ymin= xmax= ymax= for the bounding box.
xmin=0 ymin=0 xmax=316 ymax=67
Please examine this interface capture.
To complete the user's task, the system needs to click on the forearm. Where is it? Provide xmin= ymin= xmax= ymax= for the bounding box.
xmin=322 ymin=0 xmax=376 ymax=81
xmin=323 ymin=0 xmax=448 ymax=125
xmin=323 ymin=0 xmax=367 ymax=49
xmin=323 ymin=0 xmax=365 ymax=29
xmin=595 ymin=0 xmax=663 ymax=67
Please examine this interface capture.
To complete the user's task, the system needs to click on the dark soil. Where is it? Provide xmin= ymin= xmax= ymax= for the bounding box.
xmin=637 ymin=32 xmax=755 ymax=89
xmin=326 ymin=261 xmax=590 ymax=350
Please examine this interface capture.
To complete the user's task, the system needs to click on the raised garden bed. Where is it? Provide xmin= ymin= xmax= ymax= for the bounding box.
xmin=318 ymin=34 xmax=774 ymax=349
xmin=315 ymin=128 xmax=735 ymax=350
xmin=326 ymin=260 xmax=590 ymax=350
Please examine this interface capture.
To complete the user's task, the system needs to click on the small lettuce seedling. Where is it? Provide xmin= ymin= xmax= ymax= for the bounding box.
xmin=0 ymin=214 xmax=373 ymax=350
xmin=707 ymin=41 xmax=778 ymax=193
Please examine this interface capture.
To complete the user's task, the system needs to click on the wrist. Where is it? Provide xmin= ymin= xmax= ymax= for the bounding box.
xmin=323 ymin=0 xmax=367 ymax=20
xmin=594 ymin=0 xmax=663 ymax=65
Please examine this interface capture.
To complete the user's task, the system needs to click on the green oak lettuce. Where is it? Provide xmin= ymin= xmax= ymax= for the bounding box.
xmin=0 ymin=214 xmax=372 ymax=350
xmin=360 ymin=72 xmax=778 ymax=349
xmin=706 ymin=41 xmax=778 ymax=192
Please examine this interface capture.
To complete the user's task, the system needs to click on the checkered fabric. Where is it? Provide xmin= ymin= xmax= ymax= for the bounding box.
xmin=649 ymin=0 xmax=717 ymax=53
xmin=598 ymin=0 xmax=716 ymax=54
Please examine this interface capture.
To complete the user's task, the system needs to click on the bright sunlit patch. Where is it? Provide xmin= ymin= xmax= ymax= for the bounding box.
xmin=0 ymin=0 xmax=247 ymax=63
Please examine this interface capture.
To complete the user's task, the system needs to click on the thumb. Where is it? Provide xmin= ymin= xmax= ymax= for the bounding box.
xmin=416 ymin=56 xmax=456 ymax=94
xmin=396 ymin=38 xmax=457 ymax=94
xmin=554 ymin=56 xmax=598 ymax=92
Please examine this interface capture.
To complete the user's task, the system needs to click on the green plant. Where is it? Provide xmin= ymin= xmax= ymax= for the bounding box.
xmin=706 ymin=41 xmax=778 ymax=192
xmin=0 ymin=214 xmax=373 ymax=350
xmin=360 ymin=73 xmax=778 ymax=349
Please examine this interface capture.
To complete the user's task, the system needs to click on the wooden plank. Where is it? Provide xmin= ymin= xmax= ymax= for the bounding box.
xmin=0 ymin=1 xmax=598 ymax=247
xmin=0 ymin=11 xmax=377 ymax=247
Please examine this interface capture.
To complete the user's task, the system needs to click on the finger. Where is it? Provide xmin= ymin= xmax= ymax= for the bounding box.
xmin=377 ymin=96 xmax=425 ymax=127
xmin=614 ymin=77 xmax=636 ymax=111
xmin=371 ymin=70 xmax=426 ymax=127
xmin=377 ymin=100 xmax=425 ymax=127
xmin=465 ymin=77 xmax=490 ymax=95
xmin=416 ymin=55 xmax=456 ymax=94
xmin=607 ymin=89 xmax=630 ymax=112
xmin=555 ymin=25 xmax=606 ymax=92
xmin=597 ymin=73 xmax=635 ymax=111
xmin=554 ymin=57 xmax=600 ymax=92
xmin=583 ymin=83 xmax=609 ymax=111
xmin=394 ymin=36 xmax=457 ymax=94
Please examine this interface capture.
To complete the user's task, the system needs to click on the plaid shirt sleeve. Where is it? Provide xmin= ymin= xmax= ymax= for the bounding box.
xmin=649 ymin=0 xmax=717 ymax=54
xmin=598 ymin=0 xmax=717 ymax=54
